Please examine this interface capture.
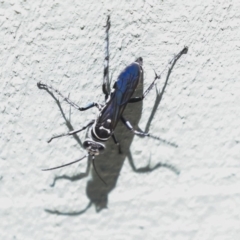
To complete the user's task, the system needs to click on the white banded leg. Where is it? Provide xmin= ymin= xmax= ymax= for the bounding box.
xmin=102 ymin=16 xmax=111 ymax=100
xmin=128 ymin=46 xmax=188 ymax=103
xmin=37 ymin=82 xmax=101 ymax=111
xmin=48 ymin=120 xmax=94 ymax=143
xmin=121 ymin=116 xmax=149 ymax=137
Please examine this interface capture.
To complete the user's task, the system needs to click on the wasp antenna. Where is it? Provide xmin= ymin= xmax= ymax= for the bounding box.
xmin=42 ymin=155 xmax=88 ymax=171
xmin=92 ymin=156 xmax=107 ymax=186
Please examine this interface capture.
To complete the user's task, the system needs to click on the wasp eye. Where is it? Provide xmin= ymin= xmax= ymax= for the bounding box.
xmin=83 ymin=140 xmax=92 ymax=149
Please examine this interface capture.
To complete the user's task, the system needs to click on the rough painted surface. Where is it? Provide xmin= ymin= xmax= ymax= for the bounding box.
xmin=1 ymin=0 xmax=240 ymax=239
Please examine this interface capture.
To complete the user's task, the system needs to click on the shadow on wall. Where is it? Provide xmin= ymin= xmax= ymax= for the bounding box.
xmin=39 ymin=44 xmax=187 ymax=215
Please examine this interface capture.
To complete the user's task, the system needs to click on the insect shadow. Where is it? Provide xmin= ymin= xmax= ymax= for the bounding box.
xmin=40 ymin=50 xmax=184 ymax=215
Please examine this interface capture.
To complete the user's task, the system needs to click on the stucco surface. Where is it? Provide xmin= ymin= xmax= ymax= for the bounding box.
xmin=1 ymin=0 xmax=240 ymax=239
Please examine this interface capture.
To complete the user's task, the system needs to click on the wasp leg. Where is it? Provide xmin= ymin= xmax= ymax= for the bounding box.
xmin=48 ymin=120 xmax=94 ymax=143
xmin=103 ymin=15 xmax=111 ymax=100
xmin=121 ymin=116 xmax=177 ymax=147
xmin=121 ymin=116 xmax=149 ymax=137
xmin=37 ymin=82 xmax=101 ymax=111
xmin=128 ymin=46 xmax=188 ymax=103
xmin=111 ymin=134 xmax=122 ymax=154
xmin=128 ymin=72 xmax=159 ymax=103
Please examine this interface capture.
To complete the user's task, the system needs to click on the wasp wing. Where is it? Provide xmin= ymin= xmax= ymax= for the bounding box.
xmin=97 ymin=62 xmax=143 ymax=134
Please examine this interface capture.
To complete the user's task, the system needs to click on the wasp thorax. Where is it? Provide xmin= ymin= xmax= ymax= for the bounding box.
xmin=92 ymin=122 xmax=112 ymax=140
xmin=83 ymin=139 xmax=105 ymax=155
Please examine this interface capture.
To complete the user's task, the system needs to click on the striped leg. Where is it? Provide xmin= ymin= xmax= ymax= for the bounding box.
xmin=121 ymin=116 xmax=149 ymax=137
xmin=102 ymin=16 xmax=111 ymax=100
xmin=128 ymin=46 xmax=188 ymax=103
xmin=48 ymin=120 xmax=94 ymax=143
xmin=37 ymin=82 xmax=101 ymax=111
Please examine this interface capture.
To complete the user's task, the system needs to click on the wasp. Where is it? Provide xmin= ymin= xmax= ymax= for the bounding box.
xmin=38 ymin=16 xmax=188 ymax=184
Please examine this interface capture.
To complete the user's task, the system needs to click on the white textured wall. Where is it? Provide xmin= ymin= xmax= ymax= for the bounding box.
xmin=1 ymin=0 xmax=240 ymax=239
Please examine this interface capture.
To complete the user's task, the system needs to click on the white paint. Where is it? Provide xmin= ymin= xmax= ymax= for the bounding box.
xmin=1 ymin=0 xmax=240 ymax=239
xmin=99 ymin=126 xmax=111 ymax=134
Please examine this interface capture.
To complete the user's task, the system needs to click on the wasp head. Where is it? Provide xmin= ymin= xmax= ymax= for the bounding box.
xmin=83 ymin=139 xmax=105 ymax=156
